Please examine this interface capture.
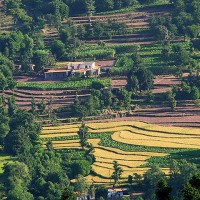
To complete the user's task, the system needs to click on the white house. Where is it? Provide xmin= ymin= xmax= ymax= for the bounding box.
xmin=44 ymin=62 xmax=101 ymax=80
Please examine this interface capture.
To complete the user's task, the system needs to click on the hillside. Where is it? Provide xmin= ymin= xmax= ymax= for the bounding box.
xmin=0 ymin=0 xmax=200 ymax=199
xmin=0 ymin=0 xmax=15 ymax=33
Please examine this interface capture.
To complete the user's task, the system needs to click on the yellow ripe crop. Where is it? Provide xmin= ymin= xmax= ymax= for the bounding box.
xmin=112 ymin=131 xmax=200 ymax=149
xmin=42 ymin=124 xmax=80 ymax=130
xmin=87 ymin=121 xmax=200 ymax=135
xmin=41 ymin=127 xmax=79 ymax=134
xmin=40 ymin=133 xmax=76 ymax=138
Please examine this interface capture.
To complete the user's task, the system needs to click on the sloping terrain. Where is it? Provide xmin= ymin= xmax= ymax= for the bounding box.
xmin=41 ymin=121 xmax=200 ymax=184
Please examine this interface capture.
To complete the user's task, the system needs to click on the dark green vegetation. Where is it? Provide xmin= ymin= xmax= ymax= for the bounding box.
xmin=0 ymin=101 xmax=93 ymax=199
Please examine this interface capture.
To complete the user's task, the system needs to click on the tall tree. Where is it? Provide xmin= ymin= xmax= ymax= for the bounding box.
xmin=156 ymin=178 xmax=171 ymax=200
xmin=143 ymin=165 xmax=165 ymax=200
xmin=77 ymin=122 xmax=89 ymax=149
xmin=84 ymin=0 xmax=95 ymax=16
xmin=112 ymin=160 xmax=123 ymax=185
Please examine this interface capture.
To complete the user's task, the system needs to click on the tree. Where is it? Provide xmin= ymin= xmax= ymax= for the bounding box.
xmin=0 ymin=72 xmax=7 ymax=91
xmin=77 ymin=122 xmax=89 ymax=149
xmin=112 ymin=160 xmax=123 ymax=185
xmin=172 ymin=44 xmax=191 ymax=67
xmin=4 ymin=109 xmax=41 ymax=155
xmin=31 ymin=97 xmax=36 ymax=114
xmin=95 ymin=186 xmax=108 ymax=200
xmin=169 ymin=159 xmax=198 ymax=199
xmin=133 ymin=173 xmax=143 ymax=186
xmin=51 ymin=40 xmax=65 ymax=59
xmin=126 ymin=74 xmax=139 ymax=93
xmin=155 ymin=25 xmax=174 ymax=45
xmin=8 ymin=95 xmax=16 ymax=116
xmin=32 ymin=50 xmax=55 ymax=72
xmin=116 ymin=88 xmax=132 ymax=109
xmin=191 ymin=86 xmax=199 ymax=100
xmin=74 ymin=174 xmax=90 ymax=195
xmin=166 ymin=90 xmax=176 ymax=111
xmin=156 ymin=178 xmax=171 ymax=200
xmin=7 ymin=185 xmax=34 ymax=200
xmin=128 ymin=175 xmax=133 ymax=185
xmin=61 ymin=188 xmax=76 ymax=200
xmin=182 ymin=173 xmax=200 ymax=200
xmin=103 ymin=89 xmax=113 ymax=108
xmin=143 ymin=165 xmax=165 ymax=200
xmin=4 ymin=161 xmax=32 ymax=189
xmin=84 ymin=0 xmax=95 ymax=16
xmin=37 ymin=98 xmax=46 ymax=113
xmin=0 ymin=114 xmax=10 ymax=145
xmin=71 ymin=160 xmax=91 ymax=178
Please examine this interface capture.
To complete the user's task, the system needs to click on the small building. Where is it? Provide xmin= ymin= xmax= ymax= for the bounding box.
xmin=108 ymin=188 xmax=128 ymax=199
xmin=44 ymin=69 xmax=71 ymax=80
xmin=44 ymin=62 xmax=101 ymax=80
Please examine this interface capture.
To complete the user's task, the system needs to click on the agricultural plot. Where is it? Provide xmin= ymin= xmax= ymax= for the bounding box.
xmin=17 ymin=78 xmax=111 ymax=90
xmin=41 ymin=121 xmax=200 ymax=183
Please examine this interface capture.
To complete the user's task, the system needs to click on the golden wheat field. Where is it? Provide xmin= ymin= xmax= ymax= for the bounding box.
xmin=112 ymin=131 xmax=200 ymax=149
xmin=41 ymin=121 xmax=200 ymax=182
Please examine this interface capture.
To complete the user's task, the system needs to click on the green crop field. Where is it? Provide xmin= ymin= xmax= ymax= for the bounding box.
xmin=17 ymin=78 xmax=112 ymax=90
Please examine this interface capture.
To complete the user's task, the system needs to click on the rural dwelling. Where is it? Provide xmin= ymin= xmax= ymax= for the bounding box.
xmin=44 ymin=62 xmax=101 ymax=80
xmin=108 ymin=188 xmax=129 ymax=199
xmin=44 ymin=69 xmax=71 ymax=80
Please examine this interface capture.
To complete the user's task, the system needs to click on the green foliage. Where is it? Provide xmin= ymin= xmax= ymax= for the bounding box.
xmin=112 ymin=160 xmax=123 ymax=185
xmin=61 ymin=187 xmax=76 ymax=200
xmin=51 ymin=40 xmax=66 ymax=59
xmin=166 ymin=90 xmax=176 ymax=111
xmin=170 ymin=159 xmax=198 ymax=199
xmin=182 ymin=173 xmax=200 ymax=200
xmin=143 ymin=165 xmax=165 ymax=200
xmin=95 ymin=186 xmax=108 ymax=200
xmin=4 ymin=109 xmax=41 ymax=155
xmin=78 ymin=123 xmax=90 ymax=148
xmin=17 ymin=78 xmax=112 ymax=90
xmin=156 ymin=178 xmax=171 ymax=200
xmin=32 ymin=50 xmax=55 ymax=72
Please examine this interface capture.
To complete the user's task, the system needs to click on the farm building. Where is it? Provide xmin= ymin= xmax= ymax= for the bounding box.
xmin=108 ymin=188 xmax=129 ymax=199
xmin=44 ymin=62 xmax=101 ymax=80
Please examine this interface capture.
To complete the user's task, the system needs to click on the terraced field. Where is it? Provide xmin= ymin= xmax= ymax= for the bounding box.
xmin=0 ymin=0 xmax=15 ymax=33
xmin=1 ymin=88 xmax=90 ymax=110
xmin=43 ymin=5 xmax=182 ymax=46
xmin=41 ymin=121 xmax=200 ymax=184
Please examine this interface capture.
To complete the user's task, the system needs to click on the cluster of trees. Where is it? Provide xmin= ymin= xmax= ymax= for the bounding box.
xmin=0 ymin=97 xmax=94 ymax=199
xmin=0 ymin=31 xmax=55 ymax=72
xmin=5 ymin=0 xmax=69 ymax=32
xmin=126 ymin=47 xmax=154 ymax=92
xmin=4 ymin=0 xmax=161 ymax=33
xmin=170 ymin=74 xmax=200 ymax=102
xmin=152 ymin=0 xmax=200 ymax=39
xmin=67 ymin=0 xmax=139 ymax=15
xmin=0 ymin=54 xmax=15 ymax=90
xmin=71 ymin=88 xmax=132 ymax=118
xmin=51 ymin=20 xmax=128 ymax=61
xmin=141 ymin=160 xmax=200 ymax=200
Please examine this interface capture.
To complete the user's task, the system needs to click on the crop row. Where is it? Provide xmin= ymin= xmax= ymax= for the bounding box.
xmin=17 ymin=78 xmax=112 ymax=90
